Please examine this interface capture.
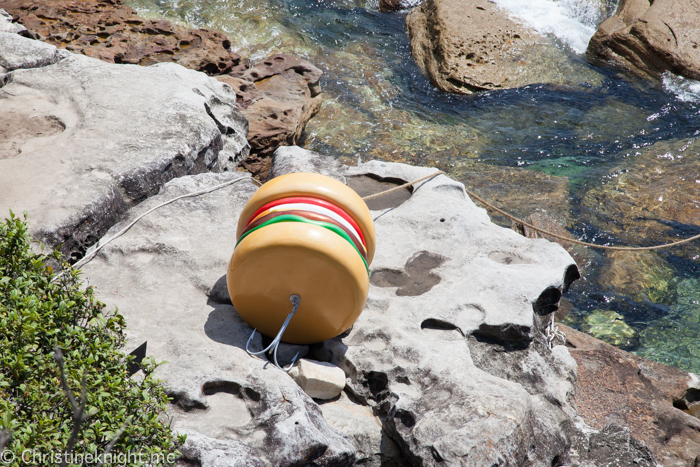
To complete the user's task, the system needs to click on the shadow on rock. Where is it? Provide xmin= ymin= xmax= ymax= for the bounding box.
xmin=204 ymin=303 xmax=253 ymax=353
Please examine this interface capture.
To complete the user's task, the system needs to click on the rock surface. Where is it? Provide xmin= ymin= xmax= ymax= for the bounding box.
xmin=405 ymin=0 xmax=599 ymax=93
xmin=561 ymin=323 xmax=700 ymax=467
xmin=82 ymin=172 xmax=356 ymax=466
xmin=587 ymin=0 xmax=700 ymax=80
xmin=0 ymin=7 xmax=23 ymax=33
xmin=217 ymin=54 xmax=323 ymax=179
xmin=12 ymin=137 xmax=655 ymax=465
xmin=0 ymin=0 xmax=241 ymax=74
xmin=0 ymin=34 xmax=248 ymax=260
xmin=1 ymin=0 xmax=324 ymax=179
xmin=290 ymin=359 xmax=347 ymax=400
xmin=0 ymin=31 xmax=65 ymax=70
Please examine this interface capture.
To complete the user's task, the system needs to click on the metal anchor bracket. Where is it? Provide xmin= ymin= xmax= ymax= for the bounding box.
xmin=245 ymin=294 xmax=301 ymax=371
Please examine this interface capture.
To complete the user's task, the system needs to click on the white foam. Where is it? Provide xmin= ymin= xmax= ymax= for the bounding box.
xmin=662 ymin=72 xmax=700 ymax=104
xmin=491 ymin=0 xmax=604 ymax=54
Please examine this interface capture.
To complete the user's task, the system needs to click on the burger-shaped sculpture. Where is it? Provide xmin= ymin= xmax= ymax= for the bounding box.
xmin=227 ymin=172 xmax=375 ymax=369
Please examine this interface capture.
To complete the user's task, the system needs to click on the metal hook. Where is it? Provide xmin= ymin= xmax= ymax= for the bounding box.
xmin=246 ymin=295 xmax=301 ymax=371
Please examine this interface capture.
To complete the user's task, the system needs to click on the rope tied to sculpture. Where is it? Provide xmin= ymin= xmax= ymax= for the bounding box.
xmin=58 ymin=166 xmax=700 ymax=282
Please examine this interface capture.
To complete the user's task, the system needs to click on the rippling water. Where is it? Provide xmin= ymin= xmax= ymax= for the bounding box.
xmin=129 ymin=0 xmax=700 ymax=373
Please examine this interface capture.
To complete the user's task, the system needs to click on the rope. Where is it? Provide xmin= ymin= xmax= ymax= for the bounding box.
xmin=361 ymin=171 xmax=446 ymax=201
xmin=53 ymin=176 xmax=260 ymax=280
xmin=53 ymin=165 xmax=700 ymax=282
xmin=363 ymin=170 xmax=700 ymax=252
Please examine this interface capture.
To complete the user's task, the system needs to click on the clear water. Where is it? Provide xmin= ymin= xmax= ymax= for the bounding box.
xmin=129 ymin=0 xmax=700 ymax=374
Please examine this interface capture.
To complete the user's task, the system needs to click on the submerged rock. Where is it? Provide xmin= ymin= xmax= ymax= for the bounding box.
xmin=0 ymin=0 xmax=240 ymax=74
xmin=587 ymin=0 xmax=700 ymax=80
xmin=581 ymin=137 xmax=700 ymax=256
xmin=597 ymin=250 xmax=675 ymax=304
xmin=405 ymin=0 xmax=600 ymax=94
xmin=637 ymin=277 xmax=700 ymax=375
xmin=581 ymin=309 xmax=636 ymax=347
xmin=0 ymin=34 xmax=248 ymax=260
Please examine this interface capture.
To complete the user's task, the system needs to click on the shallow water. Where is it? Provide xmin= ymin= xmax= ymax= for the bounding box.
xmin=129 ymin=0 xmax=700 ymax=373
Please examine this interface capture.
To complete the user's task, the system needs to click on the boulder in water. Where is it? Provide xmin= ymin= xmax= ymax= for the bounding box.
xmin=405 ymin=0 xmax=600 ymax=93
xmin=587 ymin=0 xmax=700 ymax=80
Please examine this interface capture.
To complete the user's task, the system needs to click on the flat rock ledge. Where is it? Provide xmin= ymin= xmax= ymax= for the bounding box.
xmin=0 ymin=33 xmax=249 ymax=261
xmin=587 ymin=0 xmax=700 ymax=80
xmin=76 ymin=143 xmax=664 ymax=466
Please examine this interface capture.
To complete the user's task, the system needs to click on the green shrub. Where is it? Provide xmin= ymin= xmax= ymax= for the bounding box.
xmin=0 ymin=211 xmax=182 ymax=466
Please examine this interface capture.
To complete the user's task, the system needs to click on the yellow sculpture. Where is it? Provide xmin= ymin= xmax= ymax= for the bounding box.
xmin=227 ymin=173 xmax=376 ymax=369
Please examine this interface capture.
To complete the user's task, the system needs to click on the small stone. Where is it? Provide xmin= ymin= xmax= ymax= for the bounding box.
xmin=290 ymin=359 xmax=346 ymax=400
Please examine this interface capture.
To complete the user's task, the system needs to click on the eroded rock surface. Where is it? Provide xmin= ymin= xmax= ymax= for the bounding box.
xmin=72 ymin=143 xmax=664 ymax=465
xmin=405 ymin=0 xmax=600 ymax=93
xmin=587 ymin=0 xmax=700 ymax=80
xmin=0 ymin=0 xmax=240 ymax=74
xmin=0 ymin=34 xmax=248 ymax=260
xmin=217 ymin=54 xmax=323 ymax=179
xmin=561 ymin=323 xmax=700 ymax=467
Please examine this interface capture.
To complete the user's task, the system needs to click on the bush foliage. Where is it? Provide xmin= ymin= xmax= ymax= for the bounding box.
xmin=0 ymin=212 xmax=181 ymax=466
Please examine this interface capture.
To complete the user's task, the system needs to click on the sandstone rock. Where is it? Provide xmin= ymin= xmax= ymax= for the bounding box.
xmin=0 ymin=0 xmax=240 ymax=75
xmin=290 ymin=359 xmax=347 ymax=400
xmin=0 ymin=35 xmax=248 ymax=260
xmin=405 ymin=0 xmax=600 ymax=94
xmin=0 ymin=7 xmax=24 ymax=33
xmin=587 ymin=0 xmax=700 ymax=80
xmin=177 ymin=430 xmax=265 ymax=467
xmin=217 ymin=54 xmax=323 ymax=179
xmin=0 ymin=32 xmax=65 ymax=70
xmin=273 ymin=148 xmax=584 ymax=464
xmin=320 ymin=392 xmax=407 ymax=466
xmin=561 ymin=323 xmax=700 ymax=467
xmin=82 ymin=172 xmax=355 ymax=466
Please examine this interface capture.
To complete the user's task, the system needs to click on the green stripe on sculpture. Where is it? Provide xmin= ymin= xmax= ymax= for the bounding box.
xmin=236 ymin=214 xmax=370 ymax=274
